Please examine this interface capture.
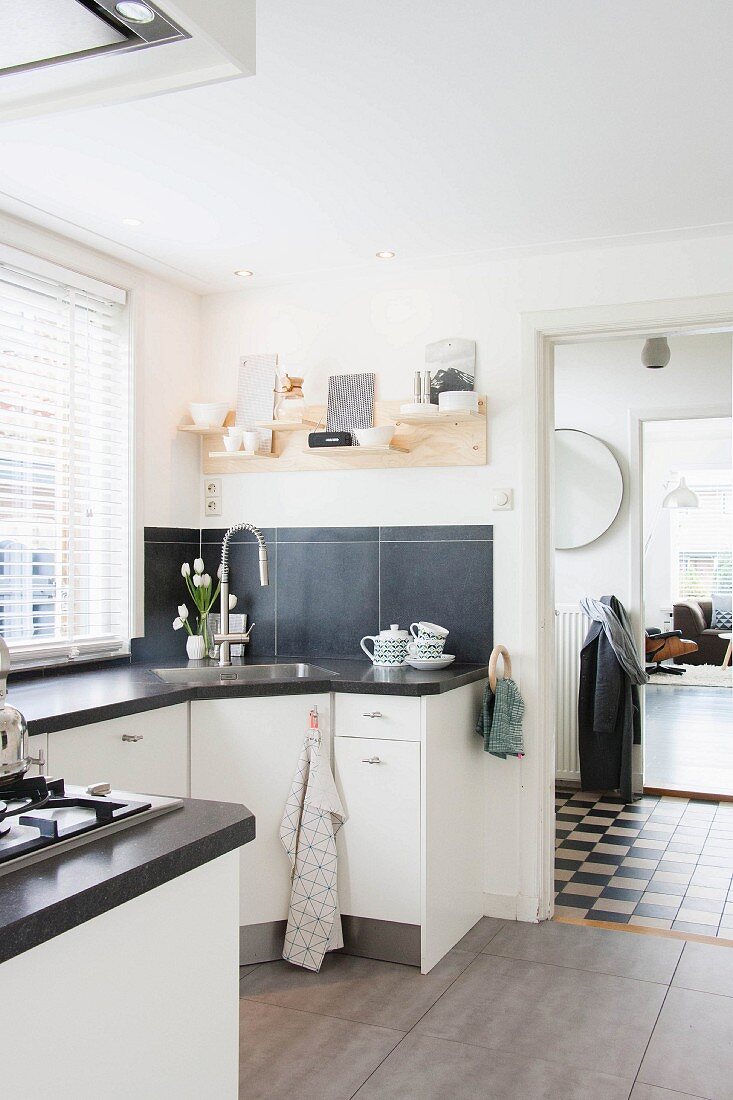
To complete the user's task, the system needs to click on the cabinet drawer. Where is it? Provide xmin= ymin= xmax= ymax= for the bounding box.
xmin=47 ymin=704 xmax=189 ymax=797
xmin=334 ymin=693 xmax=421 ymax=742
xmin=335 ymin=736 xmax=421 ymax=924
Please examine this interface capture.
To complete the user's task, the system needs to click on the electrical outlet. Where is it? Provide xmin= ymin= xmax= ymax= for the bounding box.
xmin=205 ymin=496 xmax=222 ymax=516
xmin=204 ymin=477 xmax=221 ymax=497
xmin=492 ymin=488 xmax=514 ymax=511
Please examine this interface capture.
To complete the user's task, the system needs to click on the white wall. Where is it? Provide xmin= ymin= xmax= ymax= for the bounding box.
xmin=554 ymin=333 xmax=733 ymax=610
xmin=195 ymin=233 xmax=733 ymax=916
xmin=643 ymin=419 xmax=732 ymax=625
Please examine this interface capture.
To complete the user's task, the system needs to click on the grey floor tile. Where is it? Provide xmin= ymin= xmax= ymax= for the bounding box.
xmin=238 ymin=999 xmax=401 ymax=1100
xmin=239 ymin=963 xmax=263 ymax=981
xmin=484 ymin=918 xmax=682 ymax=983
xmin=415 ymin=953 xmax=665 ymax=1077
xmin=241 ymin=949 xmax=474 ymax=1031
xmin=453 ymin=916 xmax=505 ymax=954
xmin=672 ymin=940 xmax=733 ymax=998
xmin=631 ymin=1085 xmax=706 ymax=1099
xmin=639 ymin=986 xmax=733 ymax=1099
xmin=354 ymin=1032 xmax=632 ymax=1099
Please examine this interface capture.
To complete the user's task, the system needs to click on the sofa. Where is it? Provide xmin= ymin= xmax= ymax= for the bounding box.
xmin=672 ymin=599 xmax=730 ymax=664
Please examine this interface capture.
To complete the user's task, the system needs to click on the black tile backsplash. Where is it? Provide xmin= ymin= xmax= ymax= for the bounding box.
xmin=143 ymin=525 xmax=493 ymax=663
xmin=277 ymin=539 xmax=379 ymax=659
xmin=380 ymin=538 xmax=493 ymax=662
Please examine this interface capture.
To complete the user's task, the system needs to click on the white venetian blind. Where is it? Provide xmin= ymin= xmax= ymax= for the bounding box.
xmin=0 ymin=250 xmax=130 ymax=662
xmin=672 ymin=470 xmax=732 ymax=601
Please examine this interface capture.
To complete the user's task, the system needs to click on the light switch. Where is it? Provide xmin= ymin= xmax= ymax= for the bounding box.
xmin=492 ymin=488 xmax=513 ymax=511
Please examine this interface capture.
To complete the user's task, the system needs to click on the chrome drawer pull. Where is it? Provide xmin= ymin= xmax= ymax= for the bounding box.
xmin=361 ymin=756 xmax=382 ymax=764
xmin=121 ymin=734 xmax=143 ymax=743
xmin=362 ymin=711 xmax=383 ymax=718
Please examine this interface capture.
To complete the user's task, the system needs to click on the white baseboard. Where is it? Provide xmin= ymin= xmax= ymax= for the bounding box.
xmin=483 ymin=892 xmax=543 ymax=923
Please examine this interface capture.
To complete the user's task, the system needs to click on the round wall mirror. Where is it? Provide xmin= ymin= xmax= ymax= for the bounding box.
xmin=555 ymin=429 xmax=623 ymax=549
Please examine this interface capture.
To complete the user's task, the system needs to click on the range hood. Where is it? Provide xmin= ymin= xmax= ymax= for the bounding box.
xmin=0 ymin=0 xmax=255 ymax=121
xmin=1 ymin=0 xmax=189 ymax=77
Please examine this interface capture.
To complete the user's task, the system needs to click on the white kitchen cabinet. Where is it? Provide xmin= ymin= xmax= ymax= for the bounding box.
xmin=190 ymin=693 xmax=330 ymax=930
xmin=333 ymin=682 xmax=486 ymax=973
xmin=47 ymin=704 xmax=189 ymax=797
xmin=334 ymin=735 xmax=420 ymax=924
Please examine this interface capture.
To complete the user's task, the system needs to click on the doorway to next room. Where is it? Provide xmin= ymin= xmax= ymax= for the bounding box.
xmin=552 ymin=330 xmax=733 ymax=933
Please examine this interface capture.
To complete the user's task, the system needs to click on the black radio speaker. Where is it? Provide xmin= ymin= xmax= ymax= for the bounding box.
xmin=308 ymin=431 xmax=352 ymax=448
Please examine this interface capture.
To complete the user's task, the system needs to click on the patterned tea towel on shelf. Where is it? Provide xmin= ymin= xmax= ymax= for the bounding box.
xmin=326 ymin=372 xmax=375 ymax=445
xmin=236 ymin=353 xmax=278 ymax=454
xmin=476 ymin=678 xmax=525 ymax=759
xmin=280 ymin=715 xmax=347 ymax=972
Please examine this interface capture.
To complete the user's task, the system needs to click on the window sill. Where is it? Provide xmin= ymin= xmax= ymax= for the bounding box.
xmin=8 ymin=652 xmax=131 ymax=684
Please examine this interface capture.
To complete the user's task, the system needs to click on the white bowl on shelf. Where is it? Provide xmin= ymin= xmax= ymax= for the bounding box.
xmin=399 ymin=402 xmax=437 ymax=416
xmin=438 ymin=391 xmax=478 ymax=413
xmin=189 ymin=401 xmax=229 ymax=427
xmin=353 ymin=424 xmax=396 ymax=448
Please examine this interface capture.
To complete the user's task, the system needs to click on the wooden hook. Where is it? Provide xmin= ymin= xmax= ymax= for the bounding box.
xmin=488 ymin=645 xmax=512 ymax=692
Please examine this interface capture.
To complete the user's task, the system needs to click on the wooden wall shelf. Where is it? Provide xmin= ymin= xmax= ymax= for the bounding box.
xmin=186 ymin=397 xmax=486 ymax=474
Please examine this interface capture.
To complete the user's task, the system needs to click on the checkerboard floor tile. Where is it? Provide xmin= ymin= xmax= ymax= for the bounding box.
xmin=554 ymin=790 xmax=733 ymax=939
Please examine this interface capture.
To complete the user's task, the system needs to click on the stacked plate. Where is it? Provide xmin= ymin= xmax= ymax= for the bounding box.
xmin=405 ymin=654 xmax=455 ymax=670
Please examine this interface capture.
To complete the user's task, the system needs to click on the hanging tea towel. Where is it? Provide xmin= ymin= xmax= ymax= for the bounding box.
xmin=280 ymin=719 xmax=347 ymax=972
xmin=476 ymin=677 xmax=525 ymax=759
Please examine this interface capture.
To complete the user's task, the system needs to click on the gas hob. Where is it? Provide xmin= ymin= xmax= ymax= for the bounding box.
xmin=0 ymin=775 xmax=183 ymax=877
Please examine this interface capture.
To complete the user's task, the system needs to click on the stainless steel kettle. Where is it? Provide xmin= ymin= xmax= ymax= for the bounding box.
xmin=0 ymin=635 xmax=31 ymax=786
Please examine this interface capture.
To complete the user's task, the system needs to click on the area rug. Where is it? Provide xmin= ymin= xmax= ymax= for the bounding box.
xmin=648 ymin=663 xmax=732 ymax=688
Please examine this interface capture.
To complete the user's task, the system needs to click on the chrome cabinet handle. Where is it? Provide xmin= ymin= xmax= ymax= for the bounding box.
xmin=361 ymin=756 xmax=382 ymax=764
xmin=362 ymin=711 xmax=382 ymax=718
xmin=121 ymin=734 xmax=143 ymax=743
xmin=28 ymin=748 xmax=45 ymax=768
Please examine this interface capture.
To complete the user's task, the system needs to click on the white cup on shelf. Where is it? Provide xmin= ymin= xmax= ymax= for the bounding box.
xmin=223 ymin=435 xmax=241 ymax=452
xmin=242 ymin=430 xmax=260 ymax=454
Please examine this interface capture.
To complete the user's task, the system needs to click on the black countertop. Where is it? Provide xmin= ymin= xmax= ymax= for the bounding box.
xmin=9 ymin=657 xmax=488 ymax=736
xmin=0 ymin=797 xmax=255 ymax=965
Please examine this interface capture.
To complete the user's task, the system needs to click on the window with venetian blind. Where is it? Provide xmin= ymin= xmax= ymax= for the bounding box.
xmin=0 ymin=246 xmax=131 ymax=663
xmin=671 ymin=470 xmax=732 ymax=601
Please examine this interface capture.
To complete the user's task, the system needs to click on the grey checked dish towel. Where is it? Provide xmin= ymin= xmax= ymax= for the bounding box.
xmin=280 ymin=714 xmax=347 ymax=971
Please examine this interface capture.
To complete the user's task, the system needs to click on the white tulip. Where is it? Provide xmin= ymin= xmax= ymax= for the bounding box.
xmin=193 ymin=558 xmax=204 ymax=574
xmin=229 ymin=594 xmax=238 ymax=610
xmin=177 ymin=604 xmax=188 ymax=620
xmin=193 ymin=574 xmax=202 ymax=588
xmin=173 ymin=617 xmax=184 ymax=630
xmin=202 ymin=573 xmax=212 ymax=588
xmin=181 ymin=563 xmax=191 ymax=577
xmin=217 ymin=564 xmax=223 ymax=579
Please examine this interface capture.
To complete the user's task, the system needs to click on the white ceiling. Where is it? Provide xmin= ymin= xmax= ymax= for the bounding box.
xmin=1 ymin=0 xmax=732 ymax=293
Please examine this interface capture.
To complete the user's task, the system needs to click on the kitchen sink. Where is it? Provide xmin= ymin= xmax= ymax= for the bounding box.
xmin=151 ymin=662 xmax=336 ymax=685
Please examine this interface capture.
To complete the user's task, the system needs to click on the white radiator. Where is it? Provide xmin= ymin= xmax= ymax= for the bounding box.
xmin=555 ymin=604 xmax=589 ymax=782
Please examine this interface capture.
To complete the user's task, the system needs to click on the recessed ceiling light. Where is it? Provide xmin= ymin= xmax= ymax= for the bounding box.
xmin=122 ymin=217 xmax=143 ymax=227
xmin=234 ymin=269 xmax=254 ymax=278
xmin=376 ymin=250 xmax=396 ymax=259
xmin=115 ymin=2 xmax=156 ymax=24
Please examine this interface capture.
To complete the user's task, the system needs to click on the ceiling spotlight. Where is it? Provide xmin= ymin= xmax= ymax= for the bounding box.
xmin=122 ymin=217 xmax=143 ymax=226
xmin=234 ymin=269 xmax=254 ymax=278
xmin=115 ymin=2 xmax=156 ymax=23
xmin=376 ymin=250 xmax=395 ymax=259
xmin=641 ymin=336 xmax=671 ymax=369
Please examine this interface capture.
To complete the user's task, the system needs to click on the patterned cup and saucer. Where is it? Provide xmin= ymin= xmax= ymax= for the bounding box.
xmin=406 ymin=621 xmax=454 ymax=669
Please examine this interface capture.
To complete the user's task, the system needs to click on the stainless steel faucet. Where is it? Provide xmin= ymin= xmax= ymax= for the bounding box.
xmin=214 ymin=523 xmax=270 ymax=666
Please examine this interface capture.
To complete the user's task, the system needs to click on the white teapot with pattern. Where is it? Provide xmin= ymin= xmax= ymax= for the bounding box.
xmin=360 ymin=624 xmax=410 ymax=667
